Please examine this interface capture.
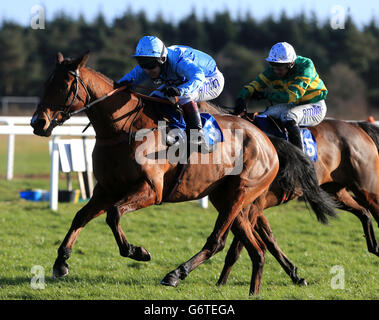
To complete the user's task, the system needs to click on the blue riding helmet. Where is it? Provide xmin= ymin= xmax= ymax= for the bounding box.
xmin=133 ymin=36 xmax=168 ymax=64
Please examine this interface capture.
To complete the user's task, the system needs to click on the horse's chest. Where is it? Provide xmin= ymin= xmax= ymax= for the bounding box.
xmin=92 ymin=148 xmax=140 ymax=189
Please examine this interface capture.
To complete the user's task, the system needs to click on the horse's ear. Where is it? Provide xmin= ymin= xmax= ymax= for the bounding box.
xmin=57 ymin=52 xmax=64 ymax=64
xmin=74 ymin=50 xmax=90 ymax=69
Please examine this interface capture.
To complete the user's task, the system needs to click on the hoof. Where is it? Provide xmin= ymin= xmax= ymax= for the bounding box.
xmin=216 ymin=278 xmax=227 ymax=286
xmin=132 ymin=247 xmax=151 ymax=262
xmin=248 ymin=289 xmax=260 ymax=296
xmin=160 ymin=273 xmax=179 ymax=287
xmin=368 ymin=244 xmax=379 ymax=257
xmin=296 ymin=278 xmax=308 ymax=286
xmin=52 ymin=261 xmax=69 ymax=279
xmin=122 ymin=246 xmax=152 ymax=261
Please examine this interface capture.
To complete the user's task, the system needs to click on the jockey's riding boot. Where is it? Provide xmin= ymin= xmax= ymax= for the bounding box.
xmin=181 ymin=101 xmax=209 ymax=149
xmin=284 ymin=120 xmax=304 ymax=153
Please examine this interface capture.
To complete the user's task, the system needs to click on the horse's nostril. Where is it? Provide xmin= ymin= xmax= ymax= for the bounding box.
xmin=31 ymin=118 xmax=46 ymax=130
xmin=31 ymin=114 xmax=39 ymax=125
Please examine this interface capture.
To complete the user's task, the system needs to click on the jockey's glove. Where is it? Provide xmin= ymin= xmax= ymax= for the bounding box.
xmin=234 ymin=97 xmax=247 ymax=115
xmin=115 ymin=79 xmax=133 ymax=88
xmin=252 ymin=90 xmax=267 ymax=100
xmin=161 ymin=86 xmax=181 ymax=97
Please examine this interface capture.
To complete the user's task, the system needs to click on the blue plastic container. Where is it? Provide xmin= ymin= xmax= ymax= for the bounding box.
xmin=19 ymin=190 xmax=49 ymax=201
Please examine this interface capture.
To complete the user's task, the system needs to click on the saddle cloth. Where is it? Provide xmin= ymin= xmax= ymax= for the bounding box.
xmin=157 ymin=104 xmax=224 ymax=147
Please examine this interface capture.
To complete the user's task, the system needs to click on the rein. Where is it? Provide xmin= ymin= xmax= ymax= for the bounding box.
xmin=41 ymin=69 xmax=178 ymax=143
xmin=41 ymin=68 xmax=176 ymax=126
xmin=42 ymin=70 xmax=92 ymax=126
xmin=65 ymin=81 xmax=176 ymax=120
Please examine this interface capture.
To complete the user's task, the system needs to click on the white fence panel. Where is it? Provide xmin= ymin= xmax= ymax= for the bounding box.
xmin=0 ymin=116 xmax=93 ymax=180
xmin=49 ymin=138 xmax=95 ymax=211
xmin=0 ymin=116 xmax=211 ymax=211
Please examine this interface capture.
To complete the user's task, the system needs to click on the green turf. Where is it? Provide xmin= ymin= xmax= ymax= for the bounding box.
xmin=0 ymin=136 xmax=378 ymax=300
xmin=0 ymin=135 xmax=50 ymax=177
xmin=0 ymin=179 xmax=378 ymax=300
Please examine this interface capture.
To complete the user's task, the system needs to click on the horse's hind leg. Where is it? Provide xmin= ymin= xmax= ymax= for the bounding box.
xmin=335 ymin=188 xmax=379 ymax=256
xmin=161 ymin=200 xmax=266 ymax=295
xmin=160 ymin=182 xmax=253 ymax=288
xmin=217 ymin=205 xmax=307 ymax=287
xmin=160 ymin=197 xmax=244 ymax=288
xmin=347 ymin=149 xmax=379 ymax=228
xmin=351 ymin=187 xmax=379 ymax=229
xmin=52 ymin=184 xmax=114 ymax=278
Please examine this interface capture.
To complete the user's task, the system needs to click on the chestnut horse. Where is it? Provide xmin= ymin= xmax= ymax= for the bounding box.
xmin=30 ymin=52 xmax=336 ymax=295
xmin=212 ymin=113 xmax=379 ymax=287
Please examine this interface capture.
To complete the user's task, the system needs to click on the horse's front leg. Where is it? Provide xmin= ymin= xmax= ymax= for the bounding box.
xmin=105 ymin=179 xmax=159 ymax=261
xmin=255 ymin=213 xmax=307 ymax=285
xmin=52 ymin=184 xmax=114 ymax=278
xmin=335 ymin=189 xmax=379 ymax=256
xmin=216 ymin=206 xmax=252 ymax=286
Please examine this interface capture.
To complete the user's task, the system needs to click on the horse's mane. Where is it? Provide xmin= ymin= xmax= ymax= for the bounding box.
xmin=85 ymin=66 xmax=115 ymax=86
xmin=60 ymin=57 xmax=115 ymax=87
xmin=199 ymin=101 xmax=231 ymax=115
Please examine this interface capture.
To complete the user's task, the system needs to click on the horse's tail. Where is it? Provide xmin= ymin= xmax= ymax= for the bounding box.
xmin=268 ymin=135 xmax=338 ymax=224
xmin=353 ymin=121 xmax=379 ymax=153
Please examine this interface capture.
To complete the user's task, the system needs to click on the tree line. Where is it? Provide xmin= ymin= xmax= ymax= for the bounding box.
xmin=0 ymin=8 xmax=378 ymax=118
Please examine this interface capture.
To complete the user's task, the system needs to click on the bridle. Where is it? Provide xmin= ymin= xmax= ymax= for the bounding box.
xmin=40 ymin=69 xmax=92 ymax=127
xmin=38 ymin=68 xmax=148 ymax=144
xmin=38 ymin=67 xmax=178 ymax=144
xmin=40 ymin=69 xmax=145 ymax=131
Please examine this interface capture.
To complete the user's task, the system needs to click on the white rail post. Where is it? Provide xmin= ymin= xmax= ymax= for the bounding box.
xmin=83 ymin=137 xmax=95 ymax=198
xmin=200 ymin=196 xmax=208 ymax=209
xmin=6 ymin=130 xmax=15 ymax=180
xmin=49 ymin=136 xmax=60 ymax=211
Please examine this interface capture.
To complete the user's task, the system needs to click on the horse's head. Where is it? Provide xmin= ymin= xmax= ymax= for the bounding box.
xmin=31 ymin=51 xmax=90 ymax=136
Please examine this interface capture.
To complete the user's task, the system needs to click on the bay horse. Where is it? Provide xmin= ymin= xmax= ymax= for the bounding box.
xmin=30 ymin=52 xmax=336 ymax=295
xmin=210 ymin=111 xmax=379 ymax=287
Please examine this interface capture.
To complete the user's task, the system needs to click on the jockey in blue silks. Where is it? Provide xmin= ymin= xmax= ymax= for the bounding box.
xmin=118 ymin=36 xmax=225 ymax=148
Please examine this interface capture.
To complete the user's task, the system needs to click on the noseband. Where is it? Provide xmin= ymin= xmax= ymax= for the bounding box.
xmin=39 ymin=69 xmax=92 ymax=126
xmin=38 ymin=69 xmax=145 ymax=143
xmin=40 ymin=69 xmax=142 ymax=124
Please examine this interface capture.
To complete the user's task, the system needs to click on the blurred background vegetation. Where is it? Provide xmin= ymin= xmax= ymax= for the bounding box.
xmin=0 ymin=8 xmax=378 ymax=119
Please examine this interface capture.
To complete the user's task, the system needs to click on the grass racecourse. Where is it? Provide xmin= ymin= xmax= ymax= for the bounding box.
xmin=0 ymin=135 xmax=378 ymax=300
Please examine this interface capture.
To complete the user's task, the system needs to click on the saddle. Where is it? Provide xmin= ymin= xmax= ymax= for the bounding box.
xmin=153 ymin=102 xmax=223 ymax=154
xmin=245 ymin=113 xmax=318 ymax=162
